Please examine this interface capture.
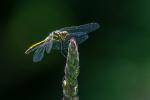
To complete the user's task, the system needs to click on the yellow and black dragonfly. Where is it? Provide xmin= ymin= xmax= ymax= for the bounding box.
xmin=25 ymin=23 xmax=100 ymax=62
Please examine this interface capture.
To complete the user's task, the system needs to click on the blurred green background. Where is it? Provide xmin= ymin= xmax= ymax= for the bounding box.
xmin=1 ymin=0 xmax=150 ymax=100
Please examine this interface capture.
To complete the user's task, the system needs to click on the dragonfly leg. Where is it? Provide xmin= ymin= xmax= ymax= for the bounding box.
xmin=61 ymin=50 xmax=68 ymax=58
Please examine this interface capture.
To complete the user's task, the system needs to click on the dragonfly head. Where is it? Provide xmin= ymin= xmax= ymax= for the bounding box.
xmin=53 ymin=31 xmax=69 ymax=41
xmin=61 ymin=31 xmax=69 ymax=40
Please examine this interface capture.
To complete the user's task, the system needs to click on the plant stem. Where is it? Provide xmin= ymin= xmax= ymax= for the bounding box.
xmin=62 ymin=38 xmax=80 ymax=100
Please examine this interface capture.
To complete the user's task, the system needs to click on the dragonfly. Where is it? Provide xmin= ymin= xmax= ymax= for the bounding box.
xmin=25 ymin=23 xmax=100 ymax=62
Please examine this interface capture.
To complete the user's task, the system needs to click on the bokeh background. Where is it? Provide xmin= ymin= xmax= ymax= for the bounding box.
xmin=1 ymin=0 xmax=150 ymax=100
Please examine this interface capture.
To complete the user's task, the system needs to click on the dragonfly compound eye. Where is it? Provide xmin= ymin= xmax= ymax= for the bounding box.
xmin=59 ymin=31 xmax=69 ymax=40
xmin=62 ymin=31 xmax=69 ymax=37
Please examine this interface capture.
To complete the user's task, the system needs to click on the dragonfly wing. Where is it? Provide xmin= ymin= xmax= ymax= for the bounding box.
xmin=58 ymin=23 xmax=100 ymax=34
xmin=77 ymin=35 xmax=89 ymax=44
xmin=45 ymin=40 xmax=53 ymax=54
xmin=64 ymin=33 xmax=89 ymax=47
xmin=33 ymin=46 xmax=46 ymax=62
xmin=52 ymin=34 xmax=89 ymax=50
xmin=52 ymin=41 xmax=69 ymax=50
xmin=52 ymin=41 xmax=61 ymax=50
xmin=69 ymin=32 xmax=87 ymax=37
xmin=62 ymin=35 xmax=89 ymax=49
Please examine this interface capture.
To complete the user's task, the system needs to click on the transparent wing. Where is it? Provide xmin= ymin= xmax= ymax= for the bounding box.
xmin=66 ymin=32 xmax=88 ymax=45
xmin=45 ymin=40 xmax=53 ymax=54
xmin=52 ymin=41 xmax=61 ymax=50
xmin=52 ymin=35 xmax=89 ymax=50
xmin=33 ymin=46 xmax=46 ymax=62
xmin=77 ymin=35 xmax=89 ymax=44
xmin=69 ymin=32 xmax=87 ymax=37
xmin=63 ymin=35 xmax=89 ymax=49
xmin=58 ymin=23 xmax=100 ymax=34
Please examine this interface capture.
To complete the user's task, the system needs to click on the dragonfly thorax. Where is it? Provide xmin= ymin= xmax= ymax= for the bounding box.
xmin=52 ymin=31 xmax=69 ymax=41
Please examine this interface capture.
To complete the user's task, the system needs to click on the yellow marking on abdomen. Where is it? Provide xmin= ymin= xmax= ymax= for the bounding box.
xmin=25 ymin=39 xmax=45 ymax=54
